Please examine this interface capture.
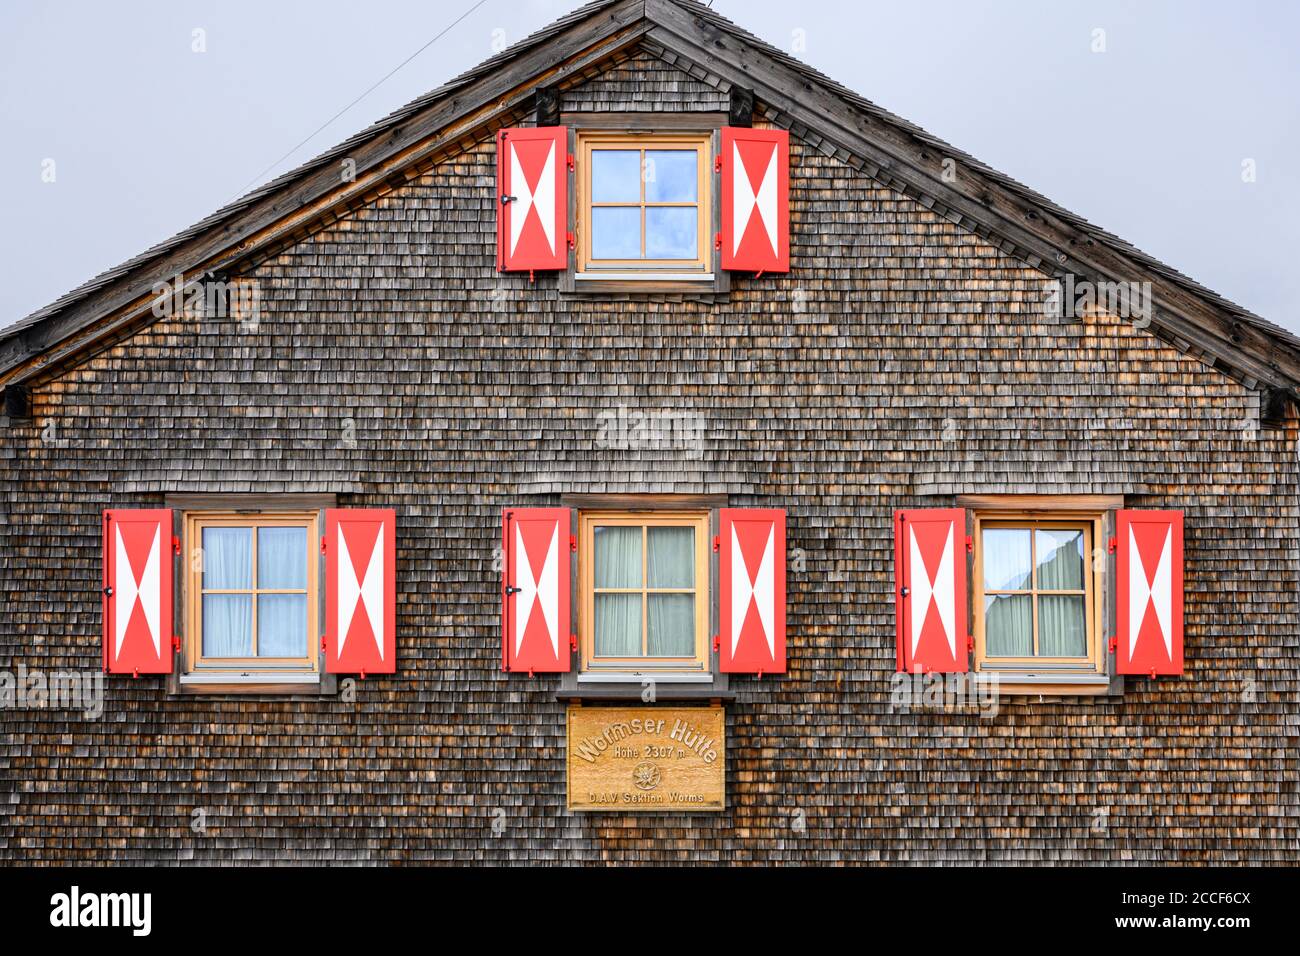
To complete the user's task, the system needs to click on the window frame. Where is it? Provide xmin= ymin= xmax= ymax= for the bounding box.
xmin=164 ymin=493 xmax=336 ymax=696
xmin=185 ymin=511 xmax=320 ymax=674
xmin=557 ymin=113 xmax=730 ymax=295
xmin=575 ymin=131 xmax=712 ymax=276
xmin=578 ymin=510 xmax=711 ymax=675
xmin=972 ymin=509 xmax=1106 ymax=677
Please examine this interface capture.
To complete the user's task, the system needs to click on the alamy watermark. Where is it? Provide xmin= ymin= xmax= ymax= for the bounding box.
xmin=1045 ymin=274 xmax=1152 ymax=327
xmin=151 ymin=271 xmax=262 ymax=329
xmin=0 ymin=665 xmax=103 ymax=719
xmin=596 ymin=404 xmax=705 ymax=457
xmin=889 ymin=671 xmax=999 ymax=718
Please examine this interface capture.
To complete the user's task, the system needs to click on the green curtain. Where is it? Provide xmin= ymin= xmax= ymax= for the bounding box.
xmin=1039 ymin=595 xmax=1087 ymax=656
xmin=985 ymin=594 xmax=1031 ymax=656
xmin=648 ymin=527 xmax=694 ymax=656
xmin=1036 ymin=530 xmax=1087 ymax=656
xmin=594 ymin=527 xmax=641 ymax=656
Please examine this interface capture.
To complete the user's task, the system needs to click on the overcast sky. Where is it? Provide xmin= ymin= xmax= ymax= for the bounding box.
xmin=1 ymin=0 xmax=1297 ymax=332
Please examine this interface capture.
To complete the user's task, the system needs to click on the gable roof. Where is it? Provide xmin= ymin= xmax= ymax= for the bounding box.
xmin=3 ymin=0 xmax=1297 ymax=400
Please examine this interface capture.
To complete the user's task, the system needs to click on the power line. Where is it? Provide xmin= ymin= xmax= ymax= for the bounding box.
xmin=230 ymin=0 xmax=492 ymax=200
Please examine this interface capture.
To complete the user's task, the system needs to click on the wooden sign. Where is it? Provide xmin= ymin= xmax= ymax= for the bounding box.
xmin=567 ymin=705 xmax=725 ymax=812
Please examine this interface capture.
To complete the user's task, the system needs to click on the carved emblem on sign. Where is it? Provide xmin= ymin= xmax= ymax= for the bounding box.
xmin=633 ymin=762 xmax=661 ymax=791
xmin=566 ymin=705 xmax=726 ymax=812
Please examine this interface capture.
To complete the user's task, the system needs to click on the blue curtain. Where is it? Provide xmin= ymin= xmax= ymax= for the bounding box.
xmin=201 ymin=526 xmax=307 ymax=658
xmin=258 ymin=527 xmax=307 ymax=657
xmin=202 ymin=528 xmax=251 ymax=657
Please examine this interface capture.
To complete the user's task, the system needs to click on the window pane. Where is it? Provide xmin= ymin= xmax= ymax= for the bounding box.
xmin=202 ymin=527 xmax=251 ymax=590
xmin=648 ymin=594 xmax=694 ymax=656
xmin=645 ymin=207 xmax=697 ymax=259
xmin=590 ymin=206 xmax=641 ymax=259
xmin=594 ymin=526 xmax=641 ymax=588
xmin=985 ymin=593 xmax=1031 ymax=656
xmin=594 ymin=593 xmax=641 ymax=656
xmin=258 ymin=593 xmax=307 ymax=657
xmin=257 ymin=526 xmax=307 ymax=589
xmin=1036 ymin=529 xmax=1084 ymax=590
xmin=1040 ymin=595 xmax=1087 ymax=656
xmin=982 ymin=528 xmax=1031 ymax=591
xmin=202 ymin=593 xmax=252 ymax=657
xmin=644 ymin=150 xmax=697 ymax=202
xmin=591 ymin=149 xmax=640 ymax=202
xmin=647 ymin=526 xmax=694 ymax=588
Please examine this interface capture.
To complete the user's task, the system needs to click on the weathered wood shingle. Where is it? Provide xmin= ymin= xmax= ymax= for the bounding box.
xmin=0 ymin=42 xmax=1297 ymax=866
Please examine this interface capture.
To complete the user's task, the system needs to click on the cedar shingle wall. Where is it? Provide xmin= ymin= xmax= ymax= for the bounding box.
xmin=1 ymin=47 xmax=1297 ymax=864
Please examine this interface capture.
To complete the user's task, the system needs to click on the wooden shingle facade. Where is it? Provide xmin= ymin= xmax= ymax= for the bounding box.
xmin=1 ymin=0 xmax=1298 ymax=864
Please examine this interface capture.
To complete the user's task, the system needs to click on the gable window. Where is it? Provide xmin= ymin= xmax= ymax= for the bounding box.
xmin=973 ymin=513 xmax=1103 ymax=674
xmin=185 ymin=512 xmax=319 ymax=677
xmin=579 ymin=511 xmax=710 ymax=673
xmin=576 ymin=132 xmax=711 ymax=277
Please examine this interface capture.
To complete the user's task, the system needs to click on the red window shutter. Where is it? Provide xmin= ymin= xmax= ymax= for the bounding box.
xmin=102 ymin=509 xmax=174 ymax=675
xmin=502 ymin=508 xmax=571 ymax=673
xmin=894 ymin=509 xmax=968 ymax=673
xmin=1116 ymin=510 xmax=1184 ymax=676
xmin=719 ymin=509 xmax=786 ymax=674
xmin=720 ymin=127 xmax=789 ymax=273
xmin=496 ymin=126 xmax=568 ymax=272
xmin=324 ymin=508 xmax=396 ymax=675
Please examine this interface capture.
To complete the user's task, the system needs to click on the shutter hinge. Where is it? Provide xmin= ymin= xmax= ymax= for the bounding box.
xmin=713 ymin=154 xmax=722 ymax=173
xmin=1108 ymin=536 xmax=1117 ymax=553
xmin=712 ymin=535 xmax=720 ymax=552
xmin=360 ymin=669 xmax=367 ymax=680
xmin=965 ymin=535 xmax=973 ymax=554
xmin=1107 ymin=635 xmax=1117 ymax=653
xmin=133 ymin=668 xmax=139 ymax=680
xmin=320 ymin=536 xmax=327 ymax=554
xmin=172 ymin=635 xmax=181 ymax=652
xmin=899 ymin=586 xmax=909 ymax=597
xmin=321 ymin=635 xmax=327 ymax=653
xmin=712 ymin=634 xmax=720 ymax=652
xmin=967 ymin=635 xmax=974 ymax=652
xmin=713 ymin=232 xmax=722 ymax=251
xmin=570 ymin=535 xmax=577 ymax=553
xmin=567 ymin=153 xmax=575 ymax=172
xmin=570 ymin=633 xmax=578 ymax=652
xmin=172 ymin=535 xmax=181 ymax=556
xmin=567 ymin=231 xmax=575 ymax=250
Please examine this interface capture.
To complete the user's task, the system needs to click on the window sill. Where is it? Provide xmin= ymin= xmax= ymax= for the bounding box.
xmin=574 ymin=272 xmax=715 ymax=282
xmin=577 ymin=671 xmax=713 ymax=684
xmin=172 ymin=671 xmax=335 ymax=696
xmin=558 ymin=669 xmax=730 ymax=701
xmin=973 ymin=669 xmax=1121 ymax=697
xmin=558 ymin=270 xmax=730 ymax=298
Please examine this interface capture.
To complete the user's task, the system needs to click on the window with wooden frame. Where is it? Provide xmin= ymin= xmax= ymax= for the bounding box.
xmin=973 ymin=512 xmax=1104 ymax=674
xmin=185 ymin=512 xmax=318 ymax=675
xmin=576 ymin=131 xmax=711 ymax=277
xmin=579 ymin=511 xmax=710 ymax=673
